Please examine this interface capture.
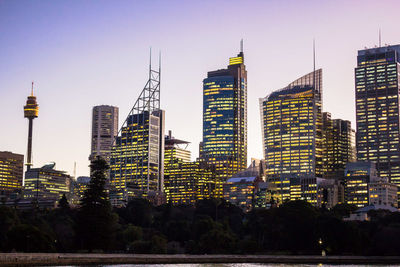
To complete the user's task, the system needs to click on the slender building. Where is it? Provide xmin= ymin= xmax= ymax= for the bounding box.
xmin=201 ymin=42 xmax=247 ymax=196
xmin=90 ymin=105 xmax=119 ymax=162
xmin=323 ymin=112 xmax=356 ymax=178
xmin=110 ymin=56 xmax=165 ymax=205
xmin=23 ymin=82 xmax=39 ymax=170
xmin=355 ymin=45 xmax=400 ymax=199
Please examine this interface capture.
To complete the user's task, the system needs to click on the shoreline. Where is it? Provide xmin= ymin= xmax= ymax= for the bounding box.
xmin=1 ymin=253 xmax=400 ymax=266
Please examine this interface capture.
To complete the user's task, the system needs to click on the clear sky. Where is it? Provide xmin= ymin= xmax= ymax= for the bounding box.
xmin=1 ymin=0 xmax=399 ymax=177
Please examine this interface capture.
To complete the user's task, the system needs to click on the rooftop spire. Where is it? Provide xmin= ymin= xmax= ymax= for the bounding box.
xmin=240 ymin=39 xmax=243 ymax=53
xmin=379 ymin=28 xmax=381 ymax=47
xmin=31 ymin=81 xmax=34 ymax=96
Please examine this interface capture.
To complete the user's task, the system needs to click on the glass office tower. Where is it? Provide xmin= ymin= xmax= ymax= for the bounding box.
xmin=355 ymin=45 xmax=400 ymax=198
xmin=110 ymin=110 xmax=165 ymax=203
xmin=201 ymin=49 xmax=247 ymax=196
xmin=260 ymin=69 xmax=323 ymax=178
xmin=110 ymin=60 xmax=164 ymax=205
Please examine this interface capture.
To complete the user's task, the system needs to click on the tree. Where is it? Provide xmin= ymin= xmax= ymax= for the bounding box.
xmin=76 ymin=156 xmax=118 ymax=251
xmin=58 ymin=194 xmax=69 ymax=210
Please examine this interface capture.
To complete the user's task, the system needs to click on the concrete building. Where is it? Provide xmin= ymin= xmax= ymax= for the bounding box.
xmin=90 ymin=105 xmax=118 ymax=162
xmin=369 ymin=177 xmax=398 ymax=207
xmin=0 ymin=151 xmax=24 ymax=197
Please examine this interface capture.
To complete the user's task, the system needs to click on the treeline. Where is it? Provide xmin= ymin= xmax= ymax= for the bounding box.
xmin=2 ymin=198 xmax=400 ymax=255
xmin=1 ymin=157 xmax=400 ymax=255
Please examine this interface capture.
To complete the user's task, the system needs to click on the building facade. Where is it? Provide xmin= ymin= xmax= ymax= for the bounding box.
xmin=201 ymin=48 xmax=247 ymax=196
xmin=260 ymin=69 xmax=323 ymax=178
xmin=369 ymin=177 xmax=398 ymax=207
xmin=90 ymin=105 xmax=118 ymax=162
xmin=110 ymin=110 xmax=165 ymax=203
xmin=355 ymin=45 xmax=400 ymax=200
xmin=164 ymin=132 xmax=214 ymax=205
xmin=323 ymin=112 xmax=356 ymax=178
xmin=0 ymin=151 xmax=24 ymax=196
xmin=23 ymin=162 xmax=72 ymax=201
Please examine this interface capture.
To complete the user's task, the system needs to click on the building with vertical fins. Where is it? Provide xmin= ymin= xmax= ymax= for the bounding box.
xmin=24 ymin=82 xmax=39 ymax=170
xmin=323 ymin=112 xmax=356 ymax=178
xmin=110 ymin=56 xmax=165 ymax=206
xmin=201 ymin=43 xmax=247 ymax=197
xmin=355 ymin=45 xmax=400 ymax=201
xmin=90 ymin=105 xmax=119 ymax=162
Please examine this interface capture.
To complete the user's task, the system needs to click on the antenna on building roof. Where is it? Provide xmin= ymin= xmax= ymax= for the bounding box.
xmin=240 ymin=39 xmax=243 ymax=53
xmin=31 ymin=81 xmax=34 ymax=96
xmin=149 ymin=47 xmax=152 ymax=73
xmin=379 ymin=28 xmax=381 ymax=47
xmin=313 ymin=39 xmax=316 ymax=73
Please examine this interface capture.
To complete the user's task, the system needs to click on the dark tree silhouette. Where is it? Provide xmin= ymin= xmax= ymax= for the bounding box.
xmin=76 ymin=156 xmax=118 ymax=252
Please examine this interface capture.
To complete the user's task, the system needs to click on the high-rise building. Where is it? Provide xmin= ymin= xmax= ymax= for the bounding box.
xmin=201 ymin=44 xmax=247 ymax=196
xmin=0 ymin=151 xmax=24 ymax=196
xmin=24 ymin=82 xmax=39 ymax=170
xmin=355 ymin=45 xmax=400 ymax=200
xmin=323 ymin=112 xmax=356 ymax=178
xmin=110 ymin=59 xmax=165 ymax=205
xmin=23 ymin=162 xmax=72 ymax=201
xmin=90 ymin=105 xmax=118 ymax=162
xmin=260 ymin=69 xmax=323 ymax=178
xmin=164 ymin=131 xmax=214 ymax=205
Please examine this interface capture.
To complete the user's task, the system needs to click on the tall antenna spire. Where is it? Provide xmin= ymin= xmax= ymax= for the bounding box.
xmin=379 ymin=28 xmax=381 ymax=47
xmin=149 ymin=47 xmax=152 ymax=73
xmin=31 ymin=81 xmax=34 ymax=96
xmin=240 ymin=39 xmax=243 ymax=53
xmin=313 ymin=39 xmax=316 ymax=73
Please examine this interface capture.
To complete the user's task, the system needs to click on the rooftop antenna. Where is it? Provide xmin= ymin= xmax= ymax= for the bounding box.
xmin=240 ymin=39 xmax=243 ymax=53
xmin=313 ymin=39 xmax=316 ymax=73
xmin=31 ymin=81 xmax=34 ymax=96
xmin=379 ymin=28 xmax=381 ymax=47
xmin=73 ymin=161 xmax=76 ymax=180
xmin=149 ymin=47 xmax=152 ymax=73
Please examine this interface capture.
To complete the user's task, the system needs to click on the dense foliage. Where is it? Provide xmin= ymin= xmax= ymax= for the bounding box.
xmin=1 ymin=197 xmax=400 ymax=255
xmin=1 ymin=158 xmax=400 ymax=254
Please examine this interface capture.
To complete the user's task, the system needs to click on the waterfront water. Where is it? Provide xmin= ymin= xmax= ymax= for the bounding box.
xmin=64 ymin=264 xmax=400 ymax=267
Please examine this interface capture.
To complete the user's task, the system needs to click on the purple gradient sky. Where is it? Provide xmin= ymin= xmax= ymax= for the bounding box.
xmin=1 ymin=0 xmax=399 ymax=177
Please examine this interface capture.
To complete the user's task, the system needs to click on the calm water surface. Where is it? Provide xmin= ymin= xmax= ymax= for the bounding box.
xmin=61 ymin=264 xmax=400 ymax=267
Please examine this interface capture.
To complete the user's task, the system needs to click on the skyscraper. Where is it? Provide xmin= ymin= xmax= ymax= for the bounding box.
xmin=110 ymin=57 xmax=165 ymax=205
xmin=90 ymin=105 xmax=118 ymax=162
xmin=323 ymin=112 xmax=356 ymax=178
xmin=24 ymin=82 xmax=39 ymax=170
xmin=201 ymin=43 xmax=247 ymax=196
xmin=260 ymin=69 xmax=323 ymax=178
xmin=355 ymin=45 xmax=400 ymax=198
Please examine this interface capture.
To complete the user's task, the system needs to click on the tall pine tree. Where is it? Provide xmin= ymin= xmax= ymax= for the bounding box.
xmin=76 ymin=156 xmax=118 ymax=252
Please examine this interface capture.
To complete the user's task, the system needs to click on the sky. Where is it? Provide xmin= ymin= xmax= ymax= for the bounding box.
xmin=1 ymin=0 xmax=399 ymax=178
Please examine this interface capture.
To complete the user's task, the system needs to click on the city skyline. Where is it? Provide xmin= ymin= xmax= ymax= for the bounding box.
xmin=1 ymin=0 xmax=400 ymax=177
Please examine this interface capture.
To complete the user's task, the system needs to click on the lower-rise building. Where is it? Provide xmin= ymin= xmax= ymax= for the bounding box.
xmin=23 ymin=162 xmax=72 ymax=202
xmin=344 ymin=161 xmax=398 ymax=208
xmin=369 ymin=177 xmax=398 ymax=207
